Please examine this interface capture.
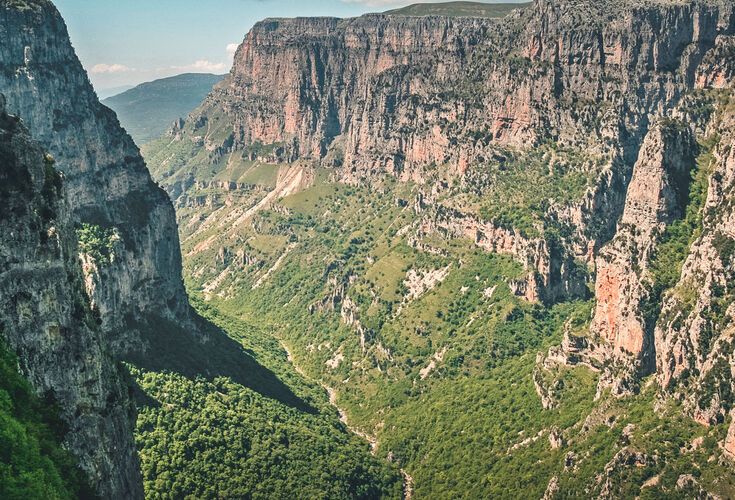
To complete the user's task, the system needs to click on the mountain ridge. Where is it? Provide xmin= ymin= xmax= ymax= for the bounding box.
xmin=384 ymin=1 xmax=532 ymax=18
xmin=103 ymin=73 xmax=226 ymax=145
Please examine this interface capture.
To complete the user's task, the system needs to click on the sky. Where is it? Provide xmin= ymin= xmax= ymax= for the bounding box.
xmin=53 ymin=0 xmax=527 ymax=95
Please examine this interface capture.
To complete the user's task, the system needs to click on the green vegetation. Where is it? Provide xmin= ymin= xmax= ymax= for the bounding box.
xmin=470 ymin=146 xmax=604 ymax=237
xmin=76 ymin=223 xmax=116 ymax=265
xmin=103 ymin=73 xmax=225 ymax=145
xmin=130 ymin=305 xmax=402 ymax=499
xmin=384 ymin=1 xmax=531 ymax=18
xmin=142 ymin=130 xmax=279 ymax=191
xmin=142 ymin=152 xmax=726 ymax=496
xmin=133 ymin=367 xmax=400 ymax=499
xmin=141 ymin=99 xmax=735 ymax=496
xmin=0 ymin=340 xmax=91 ymax=500
xmin=155 ymin=164 xmax=608 ymax=495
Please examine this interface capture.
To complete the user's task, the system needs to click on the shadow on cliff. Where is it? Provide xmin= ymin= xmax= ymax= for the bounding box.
xmin=124 ymin=312 xmax=316 ymax=414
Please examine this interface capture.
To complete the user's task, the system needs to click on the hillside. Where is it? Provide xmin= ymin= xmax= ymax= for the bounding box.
xmin=103 ymin=73 xmax=225 ymax=145
xmin=0 ymin=97 xmax=95 ymax=500
xmin=385 ymin=1 xmax=531 ymax=17
xmin=2 ymin=0 xmax=735 ymax=497
xmin=96 ymin=84 xmax=133 ymax=100
xmin=143 ymin=0 xmax=735 ymax=497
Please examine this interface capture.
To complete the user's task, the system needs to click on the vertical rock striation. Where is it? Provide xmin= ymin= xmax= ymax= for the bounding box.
xmin=0 ymin=0 xmax=198 ymax=496
xmin=0 ymin=0 xmax=192 ymax=355
xmin=655 ymin=107 xmax=735 ymax=425
xmin=188 ymin=0 xmax=732 ymax=180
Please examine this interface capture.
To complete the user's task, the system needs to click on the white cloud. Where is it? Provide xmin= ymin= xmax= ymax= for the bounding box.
xmin=171 ymin=60 xmax=228 ymax=73
xmin=226 ymin=43 xmax=240 ymax=58
xmin=90 ymin=63 xmax=134 ymax=74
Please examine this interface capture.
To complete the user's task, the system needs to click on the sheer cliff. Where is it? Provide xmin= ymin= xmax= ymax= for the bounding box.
xmin=183 ymin=0 xmax=732 ymax=171
xmin=0 ymin=0 xmax=194 ymax=497
xmin=0 ymin=94 xmax=142 ymax=498
xmin=0 ymin=0 xmax=192 ymax=354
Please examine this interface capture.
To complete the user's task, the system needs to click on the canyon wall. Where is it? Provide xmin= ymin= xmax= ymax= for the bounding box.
xmin=159 ymin=0 xmax=735 ymax=425
xmin=0 ymin=0 xmax=203 ymax=496
xmin=590 ymin=121 xmax=695 ymax=380
xmin=0 ymin=0 xmax=192 ymax=354
xmin=0 ymin=95 xmax=142 ymax=498
xmin=164 ymin=0 xmax=733 ymax=305
xmin=191 ymin=0 xmax=732 ymax=179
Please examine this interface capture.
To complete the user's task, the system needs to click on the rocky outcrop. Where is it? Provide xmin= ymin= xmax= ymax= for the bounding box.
xmin=0 ymin=98 xmax=142 ymax=498
xmin=595 ymin=448 xmax=652 ymax=499
xmin=419 ymin=205 xmax=588 ymax=303
xmin=725 ymin=413 xmax=735 ymax=458
xmin=589 ymin=121 xmax=696 ymax=388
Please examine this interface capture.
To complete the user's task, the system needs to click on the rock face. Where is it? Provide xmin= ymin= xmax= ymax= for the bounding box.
xmin=419 ymin=205 xmax=587 ymax=303
xmin=190 ymin=0 xmax=732 ymax=180
xmin=159 ymin=0 xmax=734 ymax=308
xmin=725 ymin=413 xmax=735 ymax=458
xmin=654 ymin=108 xmax=735 ymax=425
xmin=0 ymin=0 xmax=196 ymax=496
xmin=0 ymin=0 xmax=192 ymax=356
xmin=0 ymin=98 xmax=142 ymax=498
xmin=590 ymin=122 xmax=695 ymax=381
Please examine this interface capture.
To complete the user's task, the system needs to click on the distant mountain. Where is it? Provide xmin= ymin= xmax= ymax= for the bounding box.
xmin=103 ymin=73 xmax=225 ymax=145
xmin=96 ymin=84 xmax=134 ymax=100
xmin=384 ymin=1 xmax=531 ymax=17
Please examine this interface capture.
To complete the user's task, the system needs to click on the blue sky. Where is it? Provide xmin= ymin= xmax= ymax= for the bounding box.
xmin=53 ymin=0 xmax=525 ymax=93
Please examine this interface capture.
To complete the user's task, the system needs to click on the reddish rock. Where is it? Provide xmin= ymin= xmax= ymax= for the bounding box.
xmin=591 ymin=123 xmax=695 ymax=366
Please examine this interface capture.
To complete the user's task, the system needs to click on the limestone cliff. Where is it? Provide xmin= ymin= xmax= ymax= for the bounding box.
xmin=0 ymin=0 xmax=192 ymax=355
xmin=190 ymin=0 xmax=732 ymax=176
xmin=0 ymin=96 xmax=142 ymax=498
xmin=589 ymin=121 xmax=695 ymax=389
xmin=655 ymin=105 xmax=735 ymax=426
xmin=0 ymin=0 xmax=198 ymax=496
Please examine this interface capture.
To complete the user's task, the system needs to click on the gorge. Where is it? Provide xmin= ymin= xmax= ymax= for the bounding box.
xmin=1 ymin=0 xmax=735 ymax=498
